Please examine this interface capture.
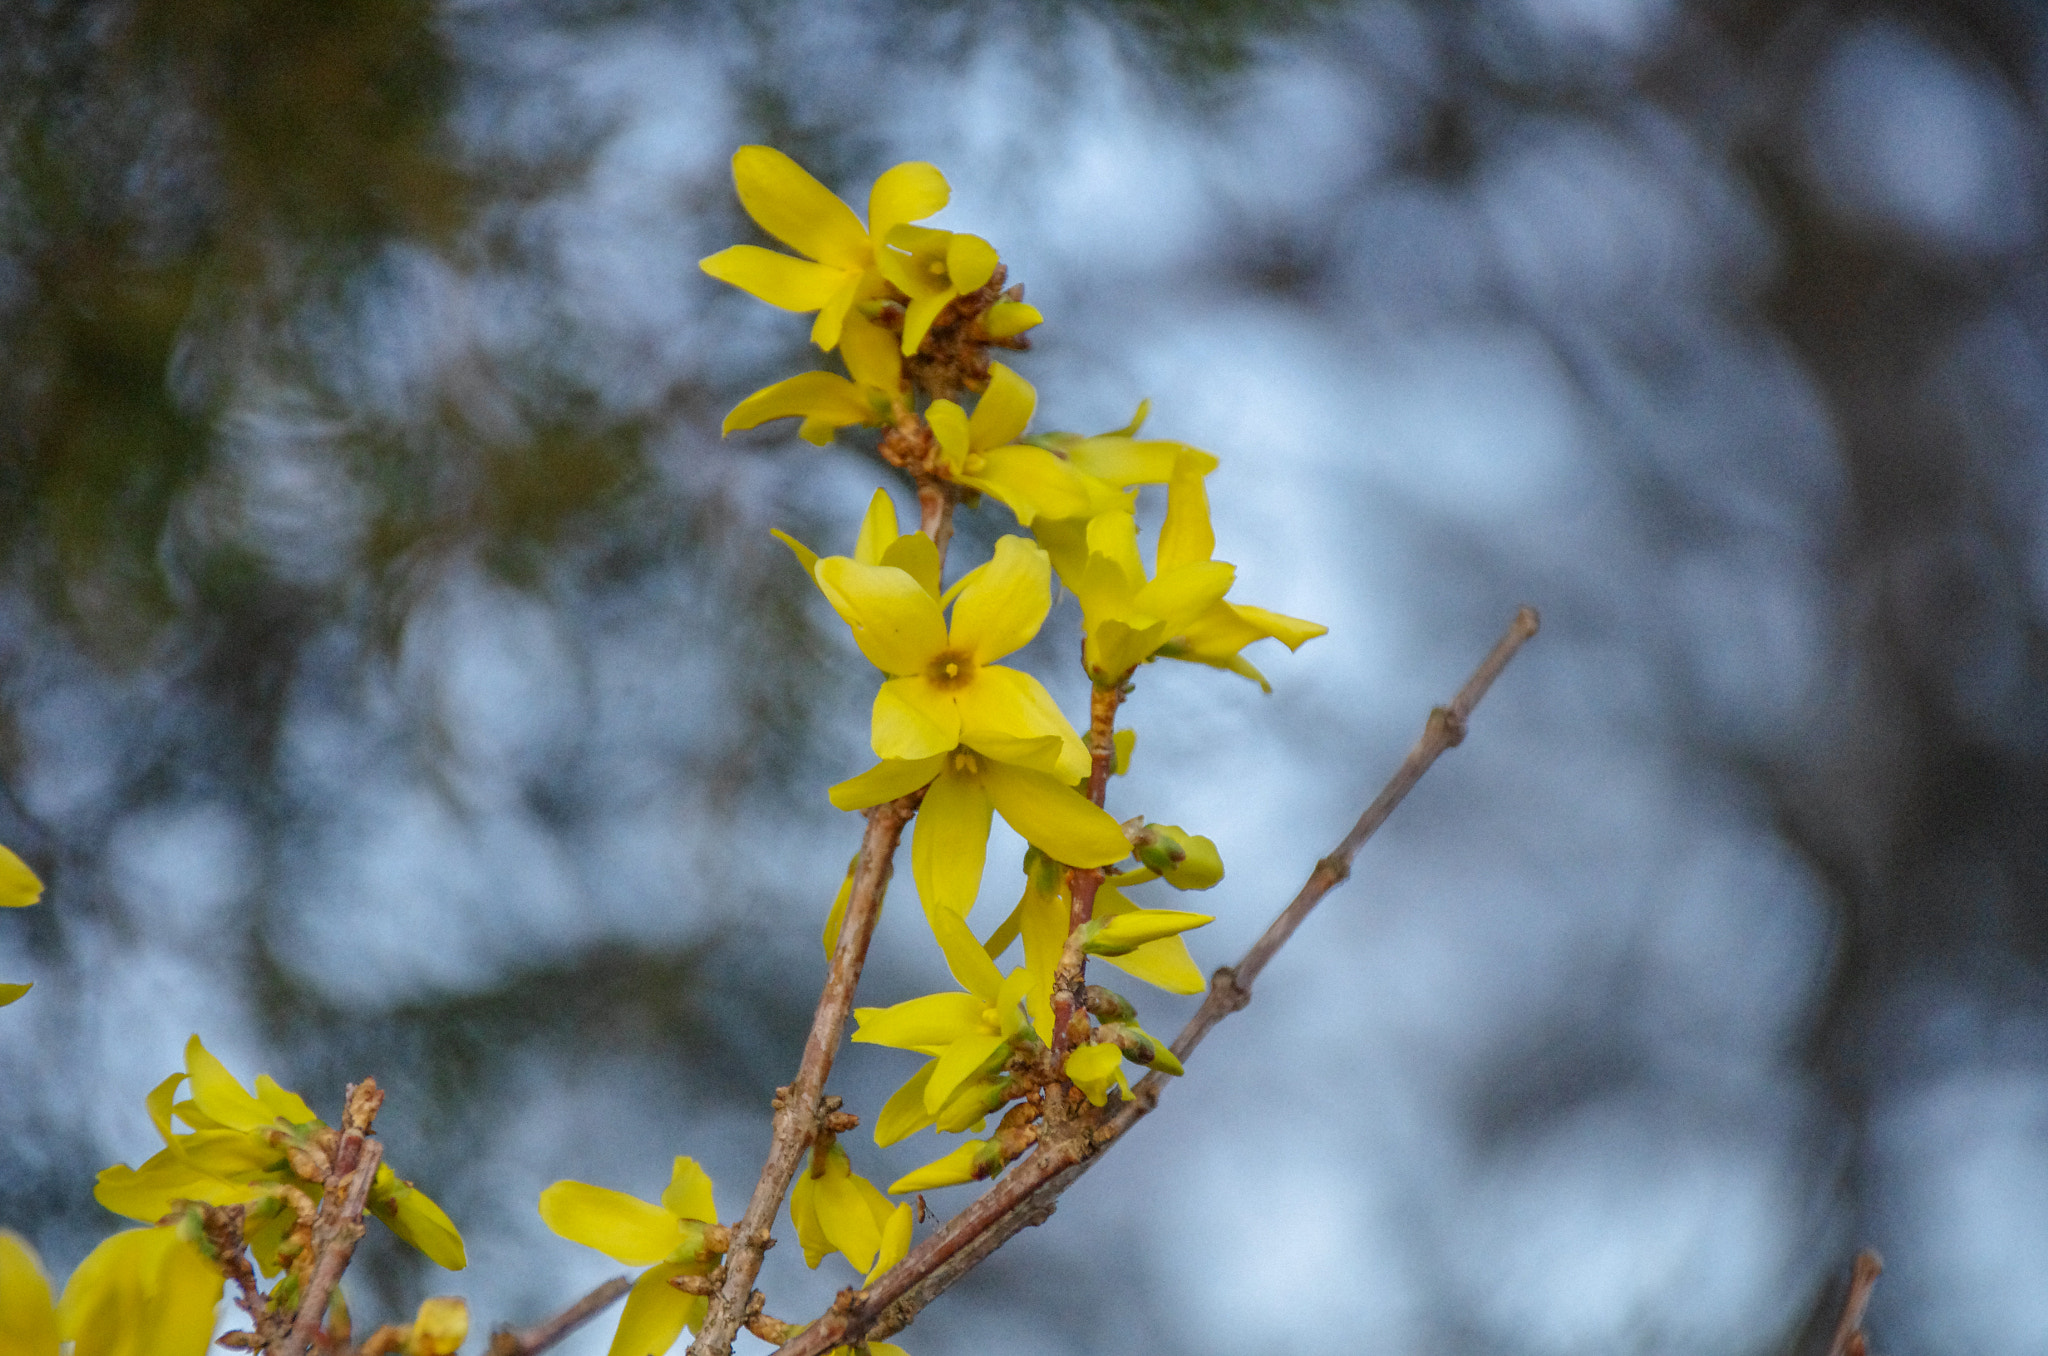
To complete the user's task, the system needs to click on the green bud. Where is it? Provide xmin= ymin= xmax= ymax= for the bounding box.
xmin=1132 ymin=823 xmax=1223 ymax=891
xmin=1099 ymin=1022 xmax=1184 ymax=1076
xmin=1082 ymin=985 xmax=1136 ymax=1023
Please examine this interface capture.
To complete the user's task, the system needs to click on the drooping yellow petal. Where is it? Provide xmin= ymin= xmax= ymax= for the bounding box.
xmin=60 ymin=1226 xmax=222 ymax=1356
xmin=873 ymin=1061 xmax=939 ymax=1146
xmin=723 ymin=372 xmax=873 ymax=437
xmin=953 ymin=667 xmax=1086 ymax=780
xmin=370 ymin=1167 xmax=468 ymax=1270
xmin=851 ymin=992 xmax=987 ymax=1053
xmin=810 ymin=270 xmax=865 ymax=350
xmin=1228 ymin=603 xmax=1328 ymax=649
xmin=731 ymin=146 xmax=869 ymax=270
xmin=899 ymin=287 xmax=954 ymax=356
xmin=1017 ymin=870 xmax=1068 ymax=1039
xmin=867 ymin=161 xmax=949 ymax=248
xmin=910 ymin=761 xmax=993 ymax=917
xmin=873 ymin=679 xmax=961 ymax=762
xmin=183 ymin=1036 xmax=274 ymax=1132
xmin=1064 ymin=437 xmax=1217 ymax=486
xmin=828 ymin=756 xmax=945 ymax=812
xmin=0 ymin=983 xmax=30 ymax=1007
xmin=865 ymin=1203 xmax=914 ymax=1286
xmin=821 ymin=855 xmax=857 ymax=956
xmin=1155 ymin=455 xmax=1216 ymax=572
xmin=253 ymin=1074 xmax=317 ymax=1127
xmin=814 ymin=558 xmax=948 ymax=675
xmin=928 ymin=909 xmax=1002 ymax=1003
xmin=93 ymin=1152 xmax=263 ymax=1222
xmin=923 ymin=1032 xmax=1010 ymax=1114
xmin=925 ymin=399 xmax=971 ymax=476
xmin=840 ymin=311 xmax=906 ymax=393
xmin=0 ymin=847 xmax=41 ymax=908
xmin=981 ymin=762 xmax=1131 ymax=868
xmin=813 ymin=1165 xmax=883 ymax=1273
xmin=538 ymin=1181 xmax=684 ymax=1265
xmin=0 ymin=1229 xmax=59 ymax=1356
xmin=1132 ymin=561 xmax=1236 ymax=636
xmin=607 ymin=1263 xmax=700 ymax=1356
xmin=770 ymin=528 xmax=821 ymax=581
xmin=660 ymin=1157 xmax=718 ymax=1226
xmin=698 ymin=246 xmax=851 ymax=312
xmin=945 ymin=233 xmax=999 ymax=293
xmin=947 ymin=535 xmax=1050 ymax=665
xmin=789 ymin=1166 xmax=831 ymax=1268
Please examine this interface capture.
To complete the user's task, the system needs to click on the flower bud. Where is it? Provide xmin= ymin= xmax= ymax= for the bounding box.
xmin=402 ymin=1297 xmax=469 ymax=1356
xmin=1082 ymin=985 xmax=1136 ymax=1023
xmin=1131 ymin=823 xmax=1224 ymax=891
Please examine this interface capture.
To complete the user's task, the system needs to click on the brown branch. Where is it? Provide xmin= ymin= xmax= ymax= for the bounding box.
xmin=687 ymin=792 xmax=919 ymax=1356
xmin=1826 ymin=1250 xmax=1883 ymax=1356
xmin=486 ymin=1277 xmax=634 ymax=1356
xmin=771 ymin=605 xmax=1541 ymax=1356
xmin=283 ymin=1080 xmax=385 ymax=1354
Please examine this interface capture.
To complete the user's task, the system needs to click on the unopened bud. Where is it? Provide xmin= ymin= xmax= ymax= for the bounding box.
xmin=935 ymin=1076 xmax=1015 ymax=1134
xmin=1082 ymin=985 xmax=1136 ymax=1023
xmin=1131 ymin=823 xmax=1223 ymax=891
xmin=1096 ymin=1022 xmax=1184 ymax=1076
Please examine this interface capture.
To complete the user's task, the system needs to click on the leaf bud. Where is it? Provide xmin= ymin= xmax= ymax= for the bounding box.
xmin=1082 ymin=985 xmax=1136 ymax=1023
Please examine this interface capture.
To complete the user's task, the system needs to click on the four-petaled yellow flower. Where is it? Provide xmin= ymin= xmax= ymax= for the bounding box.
xmin=788 ymin=1140 xmax=914 ymax=1285
xmin=0 ymin=1224 xmax=223 ymax=1356
xmin=722 ymin=300 xmax=907 ymax=446
xmin=1 ymin=844 xmax=42 ymax=1007
xmin=538 ymin=1157 xmax=726 ymax=1356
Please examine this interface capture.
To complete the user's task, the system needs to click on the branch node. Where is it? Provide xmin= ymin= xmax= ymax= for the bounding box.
xmin=1427 ymin=704 xmax=1466 ymax=748
xmin=1315 ymin=853 xmax=1351 ymax=886
xmin=1209 ymin=966 xmax=1252 ymax=1014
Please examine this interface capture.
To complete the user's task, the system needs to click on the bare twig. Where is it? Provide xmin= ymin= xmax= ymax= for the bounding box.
xmin=687 ymin=790 xmax=919 ymax=1356
xmin=771 ymin=606 xmax=1541 ymax=1356
xmin=283 ymin=1080 xmax=386 ymax=1354
xmin=487 ymin=1276 xmax=634 ymax=1356
xmin=1826 ymin=1250 xmax=1883 ymax=1356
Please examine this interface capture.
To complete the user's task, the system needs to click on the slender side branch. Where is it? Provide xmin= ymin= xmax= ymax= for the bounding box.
xmin=772 ymin=606 xmax=1540 ymax=1356
xmin=283 ymin=1080 xmax=385 ymax=1355
xmin=487 ymin=1277 xmax=634 ymax=1356
xmin=688 ymin=792 xmax=919 ymax=1356
xmin=1825 ymin=1251 xmax=1883 ymax=1356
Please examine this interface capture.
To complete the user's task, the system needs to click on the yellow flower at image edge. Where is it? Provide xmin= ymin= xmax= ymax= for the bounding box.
xmin=2 ymin=843 xmax=44 ymax=1007
xmin=0 ymin=1229 xmax=59 ymax=1356
xmin=539 ymin=1157 xmax=725 ymax=1356
xmin=60 ymin=1226 xmax=222 ymax=1356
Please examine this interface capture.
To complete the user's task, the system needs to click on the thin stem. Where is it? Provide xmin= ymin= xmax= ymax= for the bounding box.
xmin=1051 ymin=682 xmax=1125 ymax=1064
xmin=486 ymin=1277 xmax=635 ymax=1356
xmin=1826 ymin=1251 xmax=1883 ymax=1356
xmin=917 ymin=477 xmax=954 ymax=559
xmin=687 ymin=795 xmax=919 ymax=1356
xmin=769 ymin=606 xmax=1540 ymax=1356
xmin=283 ymin=1081 xmax=385 ymax=1354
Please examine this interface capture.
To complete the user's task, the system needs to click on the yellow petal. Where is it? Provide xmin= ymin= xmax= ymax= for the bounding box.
xmin=899 ymin=287 xmax=955 ymax=356
xmin=852 ymin=992 xmax=987 ymax=1053
xmin=865 ymin=1203 xmax=914 ymax=1286
xmin=0 ymin=1229 xmax=59 ymax=1356
xmin=813 ymin=1166 xmax=883 ymax=1273
xmin=405 ymin=1297 xmax=469 ymax=1356
xmin=873 ymin=679 xmax=960 ymax=762
xmin=60 ymin=1227 xmax=222 ymax=1356
xmin=925 ymin=399 xmax=970 ymax=475
xmin=254 ymin=1074 xmax=317 ymax=1127
xmin=879 ymin=531 xmax=941 ymax=599
xmin=888 ymin=1141 xmax=989 ymax=1194
xmin=828 ymin=756 xmax=945 ymax=812
xmin=698 ymin=245 xmax=850 ymax=312
xmin=1083 ymin=909 xmax=1212 ymax=955
xmin=927 ymin=909 xmax=1002 ymax=1003
xmin=954 ymin=667 xmax=1087 ymax=780
xmin=967 ymin=364 xmax=1035 ymax=451
xmin=537 ymin=1181 xmax=683 ymax=1265
xmin=1063 ymin=1044 xmax=1127 ymax=1108
xmin=176 ymin=1129 xmax=283 ymax=1178
xmin=948 ymin=535 xmax=1050 ymax=664
xmin=371 ymin=1167 xmax=468 ymax=1270
xmin=810 ymin=270 xmax=865 ymax=350
xmin=911 ymin=761 xmax=993 ymax=917
xmin=0 ymin=846 xmax=41 ymax=908
xmin=0 ymin=983 xmax=29 ymax=1007
xmin=1063 ymin=437 xmax=1213 ymax=487
xmin=607 ymin=1263 xmax=699 ymax=1356
xmin=1090 ymin=888 xmax=1204 ymax=994
xmin=1017 ymin=873 xmax=1068 ymax=1040
xmin=815 ymin=558 xmax=948 ymax=675
xmin=945 ymin=233 xmax=999 ymax=292
xmin=867 ymin=161 xmax=949 ymax=247
xmin=841 ymin=312 xmax=906 ymax=393
xmin=854 ymin=489 xmax=903 ymax=566
xmin=770 ymin=527 xmax=821 ymax=581
xmin=981 ymin=762 xmax=1131 ymax=868
xmin=821 ymin=855 xmax=857 ymax=956
xmin=145 ymin=1074 xmax=184 ymax=1147
xmin=1155 ymin=455 xmax=1215 ymax=571
xmin=923 ymin=1032 xmax=1010 ymax=1114
xmin=962 ymin=446 xmax=1113 ymax=526
xmin=981 ymin=300 xmax=1042 ymax=338
xmin=1230 ymin=603 xmax=1328 ymax=649
xmin=873 ymin=1062 xmax=939 ymax=1146
xmin=93 ymin=1153 xmax=262 ymax=1222
xmin=1132 ymin=562 xmax=1236 ymax=635
xmin=722 ymin=372 xmax=873 ymax=436
xmin=184 ymin=1036 xmax=273 ymax=1132
xmin=731 ymin=146 xmax=869 ymax=270
xmin=660 ymin=1157 xmax=718 ymax=1226
xmin=790 ymin=1166 xmax=831 ymax=1268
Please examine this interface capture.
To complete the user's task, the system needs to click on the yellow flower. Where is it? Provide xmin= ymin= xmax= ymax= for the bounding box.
xmin=924 ymin=365 xmax=1128 ymax=526
xmin=92 ymin=1036 xmax=466 ymax=1273
xmin=799 ymin=531 xmax=1085 ymax=775
xmin=56 ymin=1226 xmax=222 ymax=1356
xmin=2 ymin=844 xmax=42 ymax=1007
xmin=722 ymin=308 xmax=906 ymax=446
xmin=392 ymin=1297 xmax=469 ymax=1356
xmin=788 ymin=1141 xmax=913 ymax=1285
xmin=538 ymin=1157 xmax=724 ymax=1356
xmin=699 ymin=146 xmax=989 ymax=356
xmin=1035 ymin=457 xmax=1325 ymax=687
xmin=856 ymin=912 xmax=1037 ymax=1144
xmin=774 ymin=488 xmax=939 ymax=601
xmin=0 ymin=1229 xmax=59 ymax=1356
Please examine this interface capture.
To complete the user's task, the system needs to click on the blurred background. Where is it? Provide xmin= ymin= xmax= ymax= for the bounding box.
xmin=3 ymin=0 xmax=2046 ymax=1351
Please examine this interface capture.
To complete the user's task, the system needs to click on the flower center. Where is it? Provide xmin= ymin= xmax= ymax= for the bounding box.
xmin=926 ymin=649 xmax=977 ymax=690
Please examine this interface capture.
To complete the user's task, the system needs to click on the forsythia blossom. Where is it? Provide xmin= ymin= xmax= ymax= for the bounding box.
xmin=1 ymin=844 xmax=41 ymax=1007
xmin=539 ymin=1157 xmax=727 ymax=1356
xmin=0 ymin=1223 xmax=222 ymax=1356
